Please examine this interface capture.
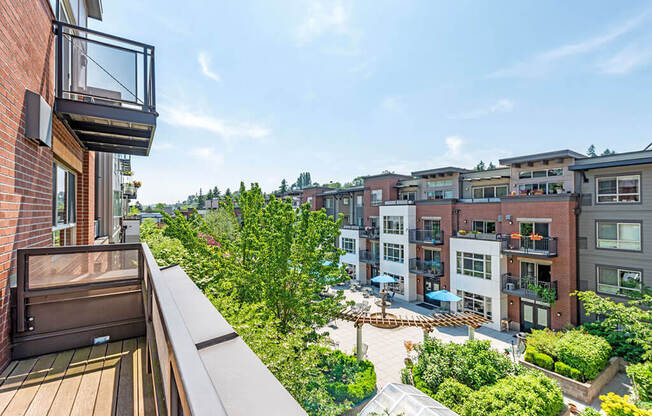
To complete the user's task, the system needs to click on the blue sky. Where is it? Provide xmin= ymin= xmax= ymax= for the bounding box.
xmin=92 ymin=1 xmax=652 ymax=204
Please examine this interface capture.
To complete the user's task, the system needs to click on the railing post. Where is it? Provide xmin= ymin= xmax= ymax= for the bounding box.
xmin=55 ymin=21 xmax=63 ymax=98
xmin=143 ymin=47 xmax=148 ymax=110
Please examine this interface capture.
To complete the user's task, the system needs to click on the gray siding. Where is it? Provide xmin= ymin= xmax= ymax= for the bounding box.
xmin=577 ymin=164 xmax=652 ymax=322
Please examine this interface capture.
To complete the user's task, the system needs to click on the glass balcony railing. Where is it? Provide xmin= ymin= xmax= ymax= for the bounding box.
xmin=409 ymin=229 xmax=444 ymax=244
xmin=359 ymin=249 xmax=379 ymax=264
xmin=409 ymin=258 xmax=445 ymax=277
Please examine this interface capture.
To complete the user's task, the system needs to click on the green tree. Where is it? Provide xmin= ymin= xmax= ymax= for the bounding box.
xmin=293 ymin=172 xmax=312 ymax=189
xmin=601 ymin=149 xmax=616 ymax=156
xmin=487 ymin=162 xmax=496 ymax=169
xmin=279 ymin=179 xmax=288 ymax=193
xmin=587 ymin=145 xmax=598 ymax=157
xmin=475 ymin=161 xmax=486 ymax=171
xmin=154 ymin=202 xmax=166 ymax=213
xmin=574 ymin=290 xmax=652 ymax=360
xmin=204 ymin=207 xmax=239 ymax=240
xmin=212 ymin=186 xmax=220 ymax=199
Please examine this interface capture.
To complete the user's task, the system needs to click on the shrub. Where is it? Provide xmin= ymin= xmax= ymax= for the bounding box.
xmin=534 ymin=352 xmax=554 ymax=371
xmin=556 ymin=330 xmax=612 ymax=381
xmin=579 ymin=408 xmax=601 ymax=416
xmin=524 ymin=346 xmax=536 ymax=364
xmin=321 ymin=350 xmax=377 ymax=404
xmin=460 ymin=371 xmax=564 ymax=416
xmin=412 ymin=338 xmax=521 ymax=393
xmin=600 ymin=392 xmax=652 ymax=416
xmin=527 ymin=329 xmax=563 ymax=359
xmin=627 ymin=362 xmax=652 ymax=403
xmin=554 ymin=361 xmax=572 ymax=378
xmin=433 ymin=378 xmax=473 ymax=414
xmin=583 ymin=321 xmax=646 ymax=363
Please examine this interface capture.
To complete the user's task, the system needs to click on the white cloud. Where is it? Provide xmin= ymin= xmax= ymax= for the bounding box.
xmin=189 ymin=147 xmax=225 ymax=163
xmin=152 ymin=141 xmax=175 ymax=151
xmin=380 ymin=96 xmax=403 ymax=112
xmin=598 ymin=44 xmax=652 ymax=74
xmin=295 ymin=1 xmax=350 ymax=45
xmin=488 ymin=13 xmax=647 ymax=78
xmin=160 ymin=105 xmax=270 ymax=140
xmin=445 ymin=136 xmax=464 ymax=156
xmin=448 ymin=98 xmax=515 ymax=120
xmin=198 ymin=51 xmax=221 ymax=82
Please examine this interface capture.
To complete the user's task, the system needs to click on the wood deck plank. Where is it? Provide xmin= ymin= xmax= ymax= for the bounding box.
xmin=92 ymin=341 xmax=125 ymax=416
xmin=116 ymin=339 xmax=137 ymax=416
xmin=2 ymin=353 xmax=57 ymax=416
xmin=47 ymin=346 xmax=92 ymax=416
xmin=23 ymin=350 xmax=75 ymax=416
xmin=138 ymin=338 xmax=155 ymax=416
xmin=0 ymin=363 xmax=19 ymax=388
xmin=70 ymin=343 xmax=109 ymax=416
xmin=0 ymin=358 xmax=38 ymax=414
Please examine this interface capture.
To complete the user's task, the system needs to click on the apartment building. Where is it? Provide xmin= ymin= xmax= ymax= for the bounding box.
xmin=571 ymin=150 xmax=652 ymax=323
xmin=298 ymin=148 xmax=652 ymax=332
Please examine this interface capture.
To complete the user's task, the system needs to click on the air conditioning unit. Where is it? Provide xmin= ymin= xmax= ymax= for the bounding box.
xmin=505 ymin=283 xmax=515 ymax=291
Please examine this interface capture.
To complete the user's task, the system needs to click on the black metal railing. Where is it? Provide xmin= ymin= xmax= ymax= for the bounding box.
xmin=54 ymin=21 xmax=156 ymax=112
xmin=359 ymin=227 xmax=380 ymax=239
xmin=501 ymin=273 xmax=558 ymax=302
xmin=409 ymin=258 xmax=445 ymax=277
xmin=454 ymin=230 xmax=500 ymax=241
xmin=409 ymin=229 xmax=444 ymax=244
xmin=500 ymin=235 xmax=558 ymax=256
xmin=359 ymin=249 xmax=379 ymax=264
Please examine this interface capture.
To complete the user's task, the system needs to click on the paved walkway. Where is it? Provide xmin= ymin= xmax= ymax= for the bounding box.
xmin=321 ymin=285 xmax=632 ymax=412
xmin=321 ymin=286 xmax=516 ymax=389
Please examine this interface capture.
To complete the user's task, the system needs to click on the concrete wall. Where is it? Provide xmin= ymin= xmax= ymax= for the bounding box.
xmin=379 ymin=204 xmax=416 ymax=301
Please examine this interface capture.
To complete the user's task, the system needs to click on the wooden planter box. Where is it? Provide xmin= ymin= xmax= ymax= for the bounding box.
xmin=520 ymin=357 xmax=623 ymax=403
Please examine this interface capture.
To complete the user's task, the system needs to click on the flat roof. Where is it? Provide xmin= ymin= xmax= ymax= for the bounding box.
xmin=499 ymin=149 xmax=585 ymax=165
xmin=461 ymin=167 xmax=511 ymax=180
xmin=569 ymin=149 xmax=652 ymax=170
xmin=318 ymin=185 xmax=367 ymax=196
xmin=411 ymin=166 xmax=470 ymax=177
xmin=362 ymin=173 xmax=412 ymax=180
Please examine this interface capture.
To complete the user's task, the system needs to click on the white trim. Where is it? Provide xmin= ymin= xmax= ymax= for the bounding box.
xmin=52 ymin=222 xmax=77 ymax=231
xmin=516 ymin=218 xmax=552 ymax=223
xmin=420 ymin=216 xmax=441 ymax=220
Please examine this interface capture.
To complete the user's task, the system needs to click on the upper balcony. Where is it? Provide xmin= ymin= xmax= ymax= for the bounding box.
xmin=359 ymin=227 xmax=380 ymax=239
xmin=501 ymin=273 xmax=558 ymax=303
xmin=54 ymin=21 xmax=157 ymax=156
xmin=10 ymin=243 xmax=305 ymax=415
xmin=359 ymin=249 xmax=379 ymax=264
xmin=454 ymin=230 xmax=501 ymax=242
xmin=409 ymin=258 xmax=445 ymax=277
xmin=409 ymin=229 xmax=444 ymax=245
xmin=500 ymin=234 xmax=558 ymax=257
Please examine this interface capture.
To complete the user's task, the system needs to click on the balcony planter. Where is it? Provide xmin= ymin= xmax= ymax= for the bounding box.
xmin=510 ymin=232 xmax=522 ymax=239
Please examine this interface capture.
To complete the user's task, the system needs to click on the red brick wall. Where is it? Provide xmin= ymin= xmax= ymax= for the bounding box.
xmin=415 ymin=203 xmax=455 ymax=291
xmin=0 ymin=0 xmax=56 ymax=368
xmin=76 ymin=151 xmax=95 ymax=245
xmin=362 ymin=176 xmax=401 ymax=226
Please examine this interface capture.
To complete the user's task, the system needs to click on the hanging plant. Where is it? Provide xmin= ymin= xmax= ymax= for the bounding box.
xmin=529 ymin=233 xmax=543 ymax=241
xmin=133 ymin=181 xmax=142 ymax=188
xmin=527 ymin=282 xmax=557 ymax=305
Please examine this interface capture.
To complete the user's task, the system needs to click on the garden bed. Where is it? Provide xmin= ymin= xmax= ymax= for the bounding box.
xmin=520 ymin=356 xmax=623 ymax=403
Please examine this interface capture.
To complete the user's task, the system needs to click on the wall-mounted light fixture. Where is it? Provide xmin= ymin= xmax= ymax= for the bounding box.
xmin=556 ymin=312 xmax=562 ymax=317
xmin=508 ymin=220 xmax=513 ymax=225
xmin=509 ymin=300 xmax=514 ymax=306
xmin=509 ymin=257 xmax=513 ymax=264
xmin=463 ymin=219 xmax=468 ymax=224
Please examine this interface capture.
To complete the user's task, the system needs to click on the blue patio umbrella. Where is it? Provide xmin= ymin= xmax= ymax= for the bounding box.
xmin=426 ymin=289 xmax=461 ymax=302
xmin=371 ymin=274 xmax=397 ymax=284
xmin=321 ymin=260 xmax=334 ymax=266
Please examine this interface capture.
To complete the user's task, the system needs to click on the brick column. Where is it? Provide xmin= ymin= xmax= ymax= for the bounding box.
xmin=76 ymin=150 xmax=96 ymax=245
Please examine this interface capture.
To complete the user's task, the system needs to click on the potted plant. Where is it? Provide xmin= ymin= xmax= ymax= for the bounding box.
xmin=133 ymin=180 xmax=142 ymax=188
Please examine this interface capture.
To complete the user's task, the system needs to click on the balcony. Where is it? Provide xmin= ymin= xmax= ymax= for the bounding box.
xmin=409 ymin=258 xmax=445 ymax=277
xmin=122 ymin=182 xmax=137 ymax=199
xmin=54 ymin=21 xmax=157 ymax=156
xmin=501 ymin=273 xmax=559 ymax=302
xmin=359 ymin=249 xmax=379 ymax=264
xmin=359 ymin=227 xmax=380 ymax=239
xmin=10 ymin=244 xmax=305 ymax=415
xmin=409 ymin=229 xmax=444 ymax=245
xmin=454 ymin=230 xmax=500 ymax=241
xmin=500 ymin=234 xmax=558 ymax=257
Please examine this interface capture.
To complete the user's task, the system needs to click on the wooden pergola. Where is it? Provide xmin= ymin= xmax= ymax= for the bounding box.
xmin=337 ymin=308 xmax=492 ymax=360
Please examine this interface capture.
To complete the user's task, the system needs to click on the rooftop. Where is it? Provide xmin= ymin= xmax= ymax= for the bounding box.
xmin=411 ymin=166 xmax=471 ymax=177
xmin=569 ymin=149 xmax=652 ymax=170
xmin=499 ymin=149 xmax=586 ymax=166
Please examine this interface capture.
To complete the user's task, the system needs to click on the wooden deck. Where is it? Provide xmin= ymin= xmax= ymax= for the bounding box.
xmin=0 ymin=338 xmax=155 ymax=416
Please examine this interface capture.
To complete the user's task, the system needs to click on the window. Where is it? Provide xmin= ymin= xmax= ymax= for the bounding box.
xmin=307 ymin=197 xmax=313 ymax=205
xmin=597 ymin=222 xmax=641 ymax=251
xmin=427 ymin=179 xmax=453 ymax=187
xmin=386 ymin=273 xmax=405 ymax=295
xmin=472 ymin=220 xmax=496 ymax=234
xmin=519 ymin=168 xmax=564 ymax=179
xmin=383 ymin=216 xmax=404 ymax=234
xmin=325 ymin=199 xmax=332 ymax=209
xmin=342 ymin=237 xmax=356 ymax=254
xmin=597 ymin=267 xmax=642 ymax=297
xmin=457 ymin=291 xmax=492 ymax=319
xmin=399 ymin=191 xmax=416 ymax=201
xmin=456 ymin=252 xmax=492 ymax=279
xmin=597 ymin=175 xmax=640 ymax=203
xmin=520 ymin=222 xmax=549 ymax=237
xmin=371 ymin=189 xmax=383 ymax=206
xmin=426 ymin=190 xmax=453 ymax=200
xmin=423 ymin=219 xmax=441 ymax=233
xmin=356 ymin=195 xmax=363 ymax=206
xmin=472 ymin=185 xmax=508 ymax=199
xmin=52 ymin=163 xmax=77 ymax=246
xmin=518 ymin=182 xmax=565 ymax=195
xmin=343 ymin=197 xmax=349 ymax=205
xmin=383 ymin=243 xmax=404 ymax=263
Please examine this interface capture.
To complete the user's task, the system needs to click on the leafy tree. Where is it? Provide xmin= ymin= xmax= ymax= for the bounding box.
xmin=135 ymin=201 xmax=143 ymax=211
xmin=154 ymin=202 xmax=166 ymax=213
xmin=326 ymin=182 xmax=341 ymax=189
xmin=574 ymin=290 xmax=652 ymax=361
xmin=225 ymin=188 xmax=232 ymax=197
xmin=197 ymin=188 xmax=205 ymax=208
xmin=212 ymin=186 xmax=220 ymax=199
xmin=293 ymin=172 xmax=312 ymax=189
xmin=487 ymin=162 xmax=496 ymax=170
xmin=475 ymin=161 xmax=486 ymax=171
xmin=601 ymin=149 xmax=616 ymax=156
xmin=204 ymin=207 xmax=239 ymax=241
xmin=279 ymin=179 xmax=288 ymax=193
xmin=588 ymin=145 xmax=598 ymax=157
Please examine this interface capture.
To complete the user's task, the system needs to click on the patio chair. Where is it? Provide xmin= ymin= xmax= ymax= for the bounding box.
xmin=387 ymin=291 xmax=396 ymax=301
